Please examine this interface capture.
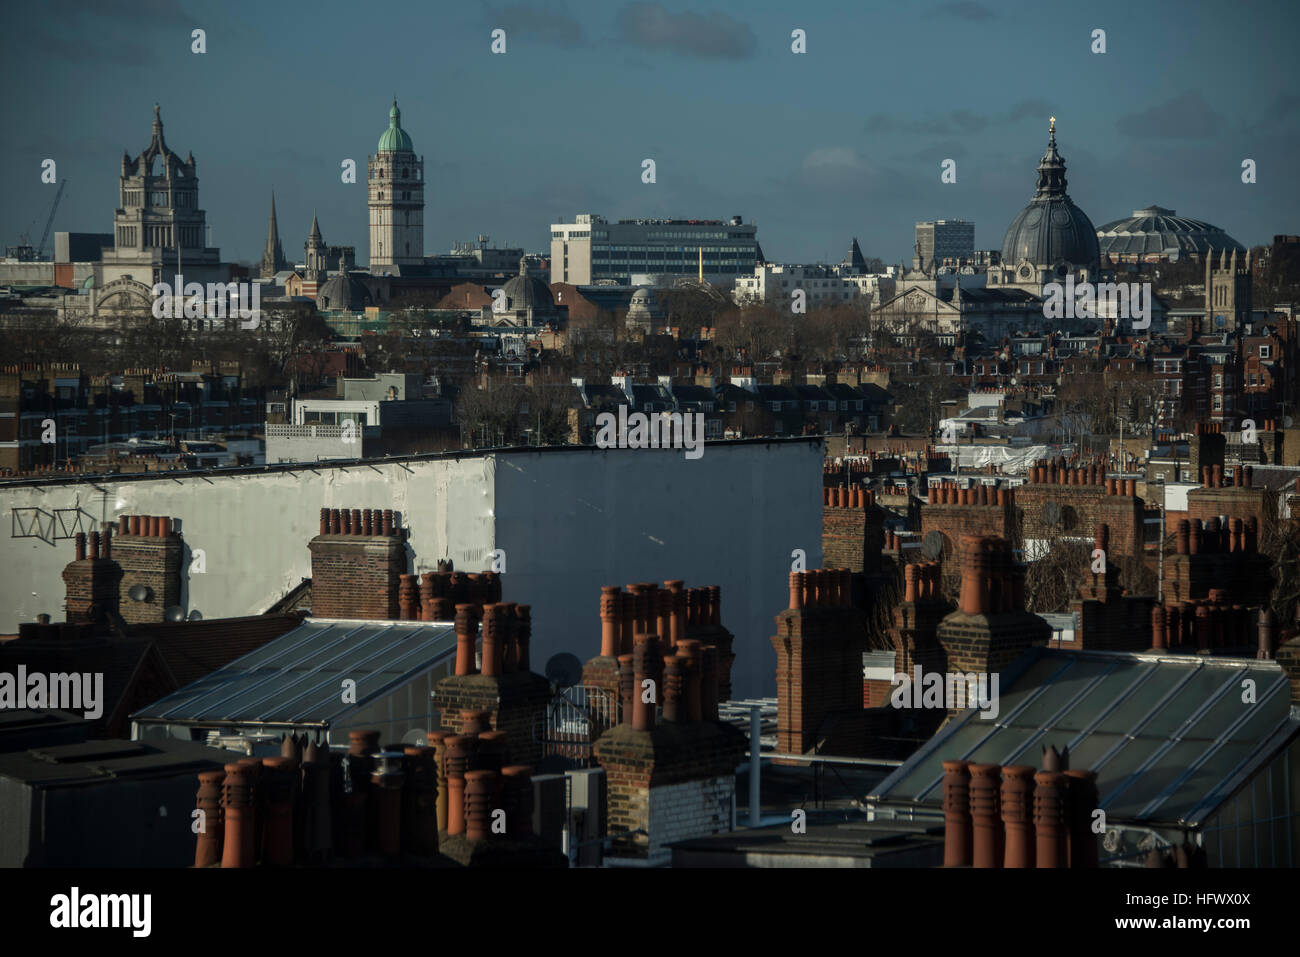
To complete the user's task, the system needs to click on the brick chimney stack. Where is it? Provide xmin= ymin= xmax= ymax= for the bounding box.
xmin=309 ymin=506 xmax=407 ymax=619
xmin=938 ymin=536 xmax=1049 ymax=682
xmin=771 ymin=567 xmax=869 ymax=756
xmin=62 ymin=530 xmax=123 ymax=625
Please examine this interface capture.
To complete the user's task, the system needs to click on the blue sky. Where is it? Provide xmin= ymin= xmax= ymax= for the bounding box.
xmin=2 ymin=0 xmax=1297 ymax=267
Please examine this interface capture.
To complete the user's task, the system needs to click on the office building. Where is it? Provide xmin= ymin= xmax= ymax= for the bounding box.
xmin=550 ymin=214 xmax=759 ymax=285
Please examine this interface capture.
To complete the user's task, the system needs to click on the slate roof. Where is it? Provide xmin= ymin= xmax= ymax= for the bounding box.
xmin=132 ymin=619 xmax=457 ymax=727
xmin=869 ymin=647 xmax=1298 ymax=827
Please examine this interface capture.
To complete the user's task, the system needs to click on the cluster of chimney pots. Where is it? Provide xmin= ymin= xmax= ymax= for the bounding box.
xmin=598 ymin=581 xmax=728 ymax=728
xmin=195 ymin=720 xmax=535 ymax=868
xmin=942 ymin=746 xmax=1099 ymax=868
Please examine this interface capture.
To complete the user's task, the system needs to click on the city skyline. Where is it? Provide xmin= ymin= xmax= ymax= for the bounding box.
xmin=2 ymin=0 xmax=1297 ymax=269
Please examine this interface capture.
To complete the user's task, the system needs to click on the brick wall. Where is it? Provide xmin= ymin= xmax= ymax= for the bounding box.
xmin=114 ymin=518 xmax=183 ymax=625
xmin=920 ymin=497 xmax=1014 ymax=568
xmin=822 ymin=491 xmax=884 ymax=573
xmin=1187 ymin=486 xmax=1273 ymax=529
xmin=646 ymin=776 xmax=733 ymax=866
xmin=1016 ymin=481 xmax=1143 ymax=560
xmin=937 ymin=613 xmax=1049 ymax=682
xmin=309 ymin=534 xmax=405 ymax=619
xmin=594 ymin=721 xmax=745 ymax=863
xmin=1073 ymin=594 xmax=1155 ymax=650
xmin=62 ymin=555 xmax=122 ymax=623
xmin=1163 ymin=552 xmax=1273 ymax=607
xmin=771 ymin=594 xmax=866 ymax=756
xmin=431 ymin=671 xmax=552 ymax=767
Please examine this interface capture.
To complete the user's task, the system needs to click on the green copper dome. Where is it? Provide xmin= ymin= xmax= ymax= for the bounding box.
xmin=377 ymin=99 xmax=414 ymax=153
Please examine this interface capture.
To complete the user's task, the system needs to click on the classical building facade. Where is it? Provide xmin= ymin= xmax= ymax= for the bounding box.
xmin=368 ymin=100 xmax=425 ymax=275
xmin=875 ymin=120 xmax=1113 ymax=342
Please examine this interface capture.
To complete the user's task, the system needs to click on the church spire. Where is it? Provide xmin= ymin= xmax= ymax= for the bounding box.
xmin=260 ymin=191 xmax=286 ymax=278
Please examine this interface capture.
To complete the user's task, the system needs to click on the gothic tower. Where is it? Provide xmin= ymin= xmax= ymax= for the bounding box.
xmin=101 ymin=104 xmax=221 ymax=289
xmin=260 ymin=192 xmax=286 ymax=279
xmin=1205 ymin=246 xmax=1253 ymax=334
xmin=367 ymin=99 xmax=425 ymax=275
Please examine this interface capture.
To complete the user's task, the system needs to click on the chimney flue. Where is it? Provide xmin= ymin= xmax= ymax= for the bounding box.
xmin=454 ymin=604 xmax=477 ymax=676
xmin=942 ymin=760 xmax=973 ymax=867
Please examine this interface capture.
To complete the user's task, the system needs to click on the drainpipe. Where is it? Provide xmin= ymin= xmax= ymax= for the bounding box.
xmin=749 ymin=705 xmax=761 ymax=827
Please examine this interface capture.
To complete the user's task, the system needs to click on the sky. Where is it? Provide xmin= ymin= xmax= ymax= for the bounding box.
xmin=1 ymin=0 xmax=1298 ymax=268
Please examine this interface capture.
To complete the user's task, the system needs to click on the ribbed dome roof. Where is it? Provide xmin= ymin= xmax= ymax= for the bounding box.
xmin=316 ymin=271 xmax=373 ymax=312
xmin=500 ymin=258 xmax=556 ymax=315
xmin=1096 ymin=206 xmax=1244 ymax=258
xmin=1000 ymin=120 xmax=1100 ymax=271
xmin=377 ymin=99 xmax=414 ymax=153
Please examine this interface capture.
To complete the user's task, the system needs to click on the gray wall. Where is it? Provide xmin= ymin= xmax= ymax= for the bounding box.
xmin=493 ymin=441 xmax=823 ymax=698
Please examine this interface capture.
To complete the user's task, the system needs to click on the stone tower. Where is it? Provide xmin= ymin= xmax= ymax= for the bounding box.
xmin=101 ymin=103 xmax=221 ymax=289
xmin=1205 ymin=246 xmax=1252 ymax=334
xmin=303 ymin=212 xmax=327 ymax=298
xmin=368 ymin=99 xmax=424 ymax=275
xmin=260 ymin=192 xmax=286 ymax=279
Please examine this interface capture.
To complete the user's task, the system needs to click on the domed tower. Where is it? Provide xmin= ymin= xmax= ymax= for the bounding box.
xmin=625 ymin=286 xmax=665 ymax=333
xmin=993 ymin=118 xmax=1099 ymax=290
xmin=368 ymin=98 xmax=424 ymax=275
xmin=496 ymin=257 xmax=558 ymax=325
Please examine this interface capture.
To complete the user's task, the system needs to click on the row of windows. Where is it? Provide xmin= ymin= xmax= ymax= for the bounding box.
xmin=593 ymin=256 xmax=751 ymax=267
xmin=594 ymin=264 xmax=738 ymax=275
xmin=595 ymin=244 xmax=754 ymax=254
xmin=122 ymin=190 xmax=196 ymax=208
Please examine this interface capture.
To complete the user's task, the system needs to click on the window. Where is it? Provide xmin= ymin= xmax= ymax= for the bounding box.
xmin=1213 ymin=395 xmax=1223 ymax=410
xmin=1260 ymin=345 xmax=1271 ymax=359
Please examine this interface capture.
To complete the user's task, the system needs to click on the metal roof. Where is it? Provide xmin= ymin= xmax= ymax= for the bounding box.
xmin=131 ymin=618 xmax=457 ymax=727
xmin=868 ymin=647 xmax=1299 ymax=828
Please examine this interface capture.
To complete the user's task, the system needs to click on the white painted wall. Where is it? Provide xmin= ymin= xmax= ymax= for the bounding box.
xmin=0 ymin=456 xmax=496 ymax=632
xmin=0 ymin=439 xmax=822 ymax=700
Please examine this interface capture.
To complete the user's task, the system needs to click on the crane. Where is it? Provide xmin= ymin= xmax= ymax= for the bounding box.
xmin=35 ymin=180 xmax=67 ymax=261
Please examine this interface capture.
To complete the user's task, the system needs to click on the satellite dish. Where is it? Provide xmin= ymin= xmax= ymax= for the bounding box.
xmin=1287 ymin=416 xmax=1295 ymax=429
xmin=188 ymin=609 xmax=203 ymax=621
xmin=163 ymin=605 xmax=186 ymax=622
xmin=544 ymin=652 xmax=583 ymax=689
xmin=921 ymin=530 xmax=944 ymax=560
xmin=1042 ymin=501 xmax=1061 ymax=527
xmin=129 ymin=584 xmax=153 ymax=603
